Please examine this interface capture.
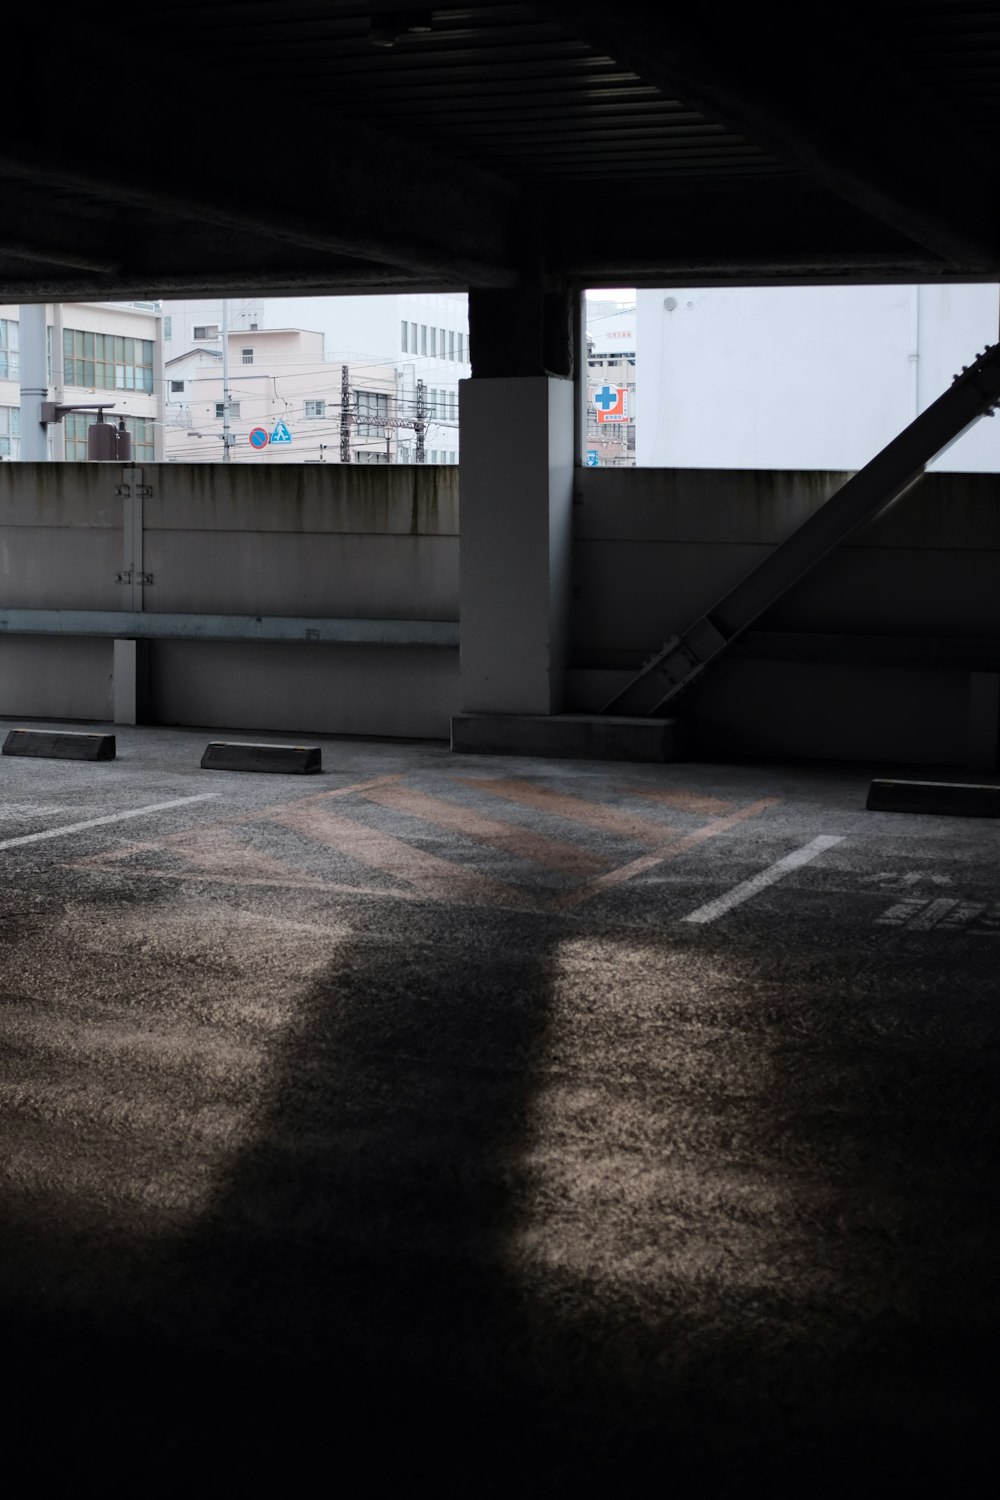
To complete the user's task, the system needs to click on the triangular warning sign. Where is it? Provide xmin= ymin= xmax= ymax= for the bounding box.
xmin=270 ymin=420 xmax=292 ymax=444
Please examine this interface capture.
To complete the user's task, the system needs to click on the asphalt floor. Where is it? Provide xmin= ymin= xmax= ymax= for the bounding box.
xmin=1 ymin=717 xmax=998 ymax=1494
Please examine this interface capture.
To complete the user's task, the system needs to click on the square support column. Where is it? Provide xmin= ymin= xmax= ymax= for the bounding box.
xmin=458 ymin=375 xmax=575 ymax=714
xmin=113 ymin=639 xmax=149 ymax=725
xmin=969 ymin=671 xmax=1000 ymax=771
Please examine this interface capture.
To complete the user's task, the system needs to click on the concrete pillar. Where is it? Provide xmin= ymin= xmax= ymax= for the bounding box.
xmin=458 ymin=374 xmax=575 ymax=713
xmin=113 ymin=639 xmax=149 ymax=725
xmin=968 ymin=671 xmax=1000 ymax=771
xmin=458 ymin=284 xmax=578 ymax=716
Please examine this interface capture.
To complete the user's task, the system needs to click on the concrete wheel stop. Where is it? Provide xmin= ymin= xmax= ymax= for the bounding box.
xmin=2 ymin=729 xmax=116 ymax=761
xmin=451 ymin=713 xmax=682 ymax=763
xmin=867 ymin=779 xmax=1000 ymax=816
xmin=201 ymin=742 xmax=322 ymax=774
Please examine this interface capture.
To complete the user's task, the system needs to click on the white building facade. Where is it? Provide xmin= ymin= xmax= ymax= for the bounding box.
xmin=635 ymin=283 xmax=1000 ymax=472
xmin=0 ymin=301 xmax=164 ymax=461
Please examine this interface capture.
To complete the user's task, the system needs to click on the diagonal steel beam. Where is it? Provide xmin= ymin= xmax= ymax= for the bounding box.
xmin=602 ymin=343 xmax=1000 ymax=716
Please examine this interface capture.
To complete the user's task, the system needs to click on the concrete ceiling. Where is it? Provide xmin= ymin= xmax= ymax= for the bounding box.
xmin=3 ymin=1 xmax=999 ymax=301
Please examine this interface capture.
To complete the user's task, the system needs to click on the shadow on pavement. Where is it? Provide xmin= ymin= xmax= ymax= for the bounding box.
xmin=2 ymin=893 xmax=998 ymax=1496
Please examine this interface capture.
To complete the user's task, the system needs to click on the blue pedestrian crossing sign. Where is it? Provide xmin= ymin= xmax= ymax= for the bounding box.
xmin=270 ymin=419 xmax=292 ymax=445
xmin=585 ymin=450 xmax=599 ymax=467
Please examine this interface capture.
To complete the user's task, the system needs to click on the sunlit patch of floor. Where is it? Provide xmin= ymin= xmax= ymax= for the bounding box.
xmin=0 ymin=897 xmax=351 ymax=1246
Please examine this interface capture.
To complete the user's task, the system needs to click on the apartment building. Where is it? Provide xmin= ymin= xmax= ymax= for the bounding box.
xmin=161 ymin=292 xmax=469 ymax=463
xmin=164 ymin=327 xmax=401 ymax=464
xmin=0 ymin=302 xmax=163 ymax=461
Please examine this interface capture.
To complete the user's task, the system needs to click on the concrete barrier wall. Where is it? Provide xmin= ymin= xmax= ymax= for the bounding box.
xmin=570 ymin=467 xmax=1000 ymax=763
xmin=2 ymin=460 xmax=998 ymax=761
xmin=144 ymin=464 xmax=459 ymax=620
xmin=0 ymin=463 xmax=460 ymax=736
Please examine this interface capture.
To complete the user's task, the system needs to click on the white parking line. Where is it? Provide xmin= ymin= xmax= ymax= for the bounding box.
xmin=681 ymin=835 xmax=845 ymax=925
xmin=0 ymin=794 xmax=219 ymax=852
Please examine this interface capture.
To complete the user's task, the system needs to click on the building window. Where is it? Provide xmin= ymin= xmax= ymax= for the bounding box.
xmin=449 ymin=330 xmax=456 ymax=360
xmin=0 ymin=319 xmax=20 ymax=382
xmin=241 ymin=348 xmax=253 ymax=365
xmin=170 ymin=379 xmax=185 ymax=393
xmin=430 ymin=327 xmax=437 ymax=356
xmin=420 ymin=325 xmax=428 ymax=355
xmin=0 ymin=405 xmax=20 ymax=458
xmin=356 ymin=389 xmax=388 ymax=437
xmin=401 ymin=320 xmax=408 ymax=354
xmin=63 ymin=412 xmax=154 ymax=462
xmin=410 ymin=322 xmax=417 ymax=352
xmin=215 ymin=401 xmax=241 ymax=419
xmin=305 ymin=399 xmax=326 ymax=418
xmin=193 ymin=324 xmax=219 ymax=341
xmin=399 ymin=443 xmax=411 ymax=462
xmin=163 ymin=315 xmax=172 ymax=340
xmin=62 ymin=328 xmax=155 ymax=393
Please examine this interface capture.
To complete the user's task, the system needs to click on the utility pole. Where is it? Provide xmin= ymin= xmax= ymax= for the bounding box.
xmin=221 ymin=297 xmax=232 ymax=461
xmin=415 ymin=378 xmax=427 ymax=464
xmin=19 ymin=303 xmax=49 ymax=460
xmin=340 ymin=364 xmax=352 ymax=463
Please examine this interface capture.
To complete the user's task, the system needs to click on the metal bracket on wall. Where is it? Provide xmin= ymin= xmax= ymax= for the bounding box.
xmin=602 ymin=342 xmax=1000 ymax=717
xmin=120 ymin=466 xmax=151 ymax=613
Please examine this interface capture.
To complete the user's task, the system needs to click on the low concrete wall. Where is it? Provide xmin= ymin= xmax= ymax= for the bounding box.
xmin=2 ymin=460 xmax=998 ymax=761
xmin=149 ymin=641 xmax=458 ymax=739
xmin=0 ymin=463 xmax=459 ymax=737
xmin=569 ymin=467 xmax=1000 ymax=764
xmin=0 ymin=635 xmax=113 ymax=722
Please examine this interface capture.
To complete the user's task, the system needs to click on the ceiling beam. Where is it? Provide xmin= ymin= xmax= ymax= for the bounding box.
xmin=0 ymin=267 xmax=452 ymax=304
xmin=535 ymin=0 xmax=1000 ymax=267
xmin=0 ymin=241 xmax=119 ymax=275
xmin=5 ymin=17 xmax=518 ymax=290
xmin=547 ymin=177 xmax=983 ymax=284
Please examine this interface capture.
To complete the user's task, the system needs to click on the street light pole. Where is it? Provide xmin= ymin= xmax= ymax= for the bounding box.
xmin=19 ymin=303 xmax=49 ymax=461
xmin=221 ymin=297 xmax=232 ymax=462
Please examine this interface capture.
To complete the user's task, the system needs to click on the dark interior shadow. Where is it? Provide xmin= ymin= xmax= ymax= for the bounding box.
xmin=3 ymin=893 xmax=998 ymax=1497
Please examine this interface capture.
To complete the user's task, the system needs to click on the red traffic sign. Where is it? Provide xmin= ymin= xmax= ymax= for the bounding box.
xmin=248 ymin=427 xmax=269 ymax=450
